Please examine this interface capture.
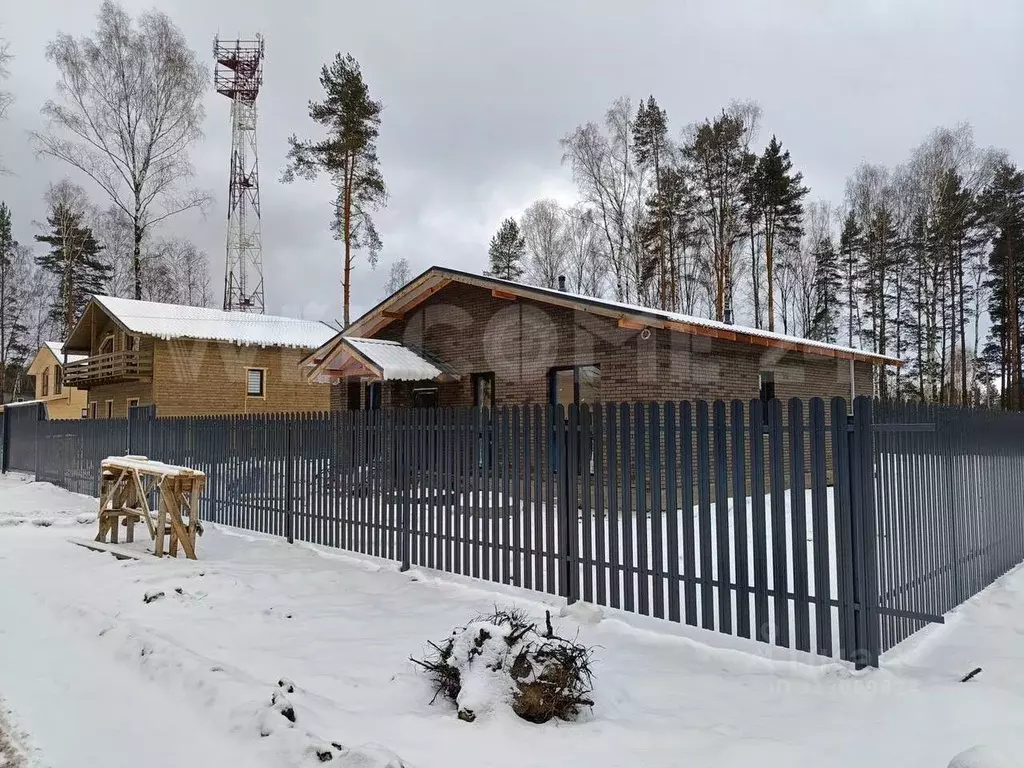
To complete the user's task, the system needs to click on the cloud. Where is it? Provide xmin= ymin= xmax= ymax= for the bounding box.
xmin=1 ymin=0 xmax=1022 ymax=324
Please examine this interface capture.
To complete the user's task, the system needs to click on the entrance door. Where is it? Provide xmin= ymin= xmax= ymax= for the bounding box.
xmin=412 ymin=388 xmax=439 ymax=408
xmin=548 ymin=365 xmax=601 ymax=474
xmin=346 ymin=381 xmax=361 ymax=411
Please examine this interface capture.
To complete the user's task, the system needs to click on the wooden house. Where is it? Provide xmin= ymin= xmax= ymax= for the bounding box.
xmin=62 ymin=296 xmax=336 ymax=418
xmin=24 ymin=342 xmax=89 ymax=419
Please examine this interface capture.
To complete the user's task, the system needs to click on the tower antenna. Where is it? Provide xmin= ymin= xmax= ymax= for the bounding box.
xmin=214 ymin=34 xmax=265 ymax=313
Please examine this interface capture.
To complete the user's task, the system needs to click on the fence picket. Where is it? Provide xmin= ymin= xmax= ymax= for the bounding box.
xmin=696 ymin=400 xmax=714 ymax=631
xmin=731 ymin=400 xmax=750 ymax=639
xmin=713 ymin=400 xmax=731 ymax=634
xmin=789 ymin=398 xmax=811 ymax=653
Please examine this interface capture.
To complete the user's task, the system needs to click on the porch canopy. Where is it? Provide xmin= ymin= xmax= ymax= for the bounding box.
xmin=311 ymin=337 xmax=459 ymax=383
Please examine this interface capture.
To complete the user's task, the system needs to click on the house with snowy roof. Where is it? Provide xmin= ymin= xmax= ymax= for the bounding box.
xmin=24 ymin=342 xmax=89 ymax=419
xmin=61 ymin=296 xmax=337 ymax=419
xmin=303 ymin=266 xmax=900 ymax=411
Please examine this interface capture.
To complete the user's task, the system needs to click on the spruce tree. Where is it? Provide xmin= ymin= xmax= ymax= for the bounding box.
xmin=809 ymin=235 xmax=841 ymax=342
xmin=756 ymin=136 xmax=808 ymax=332
xmin=35 ymin=200 xmax=109 ymax=340
xmin=488 ymin=218 xmax=526 ymax=281
xmin=284 ymin=53 xmax=387 ymax=327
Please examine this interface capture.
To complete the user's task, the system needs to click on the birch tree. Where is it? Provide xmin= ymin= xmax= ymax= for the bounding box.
xmin=521 ymin=199 xmax=568 ymax=289
xmin=33 ymin=1 xmax=209 ymax=301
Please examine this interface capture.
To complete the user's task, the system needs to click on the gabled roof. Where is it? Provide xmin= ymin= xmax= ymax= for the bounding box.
xmin=311 ymin=338 xmax=458 ymax=383
xmin=44 ymin=342 xmax=87 ymax=365
xmin=66 ymin=295 xmax=338 ymax=352
xmin=303 ymin=266 xmax=901 ymax=374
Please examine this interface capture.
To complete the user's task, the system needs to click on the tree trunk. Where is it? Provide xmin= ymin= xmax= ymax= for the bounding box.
xmin=766 ymin=237 xmax=775 ymax=332
xmin=342 ymin=157 xmax=354 ymax=329
xmin=749 ymin=223 xmax=760 ymax=329
xmin=133 ymin=218 xmax=144 ymax=301
xmin=957 ymin=244 xmax=969 ymax=404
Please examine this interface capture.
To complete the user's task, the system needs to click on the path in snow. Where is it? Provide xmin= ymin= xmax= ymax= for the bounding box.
xmin=0 ymin=555 xmax=274 ymax=768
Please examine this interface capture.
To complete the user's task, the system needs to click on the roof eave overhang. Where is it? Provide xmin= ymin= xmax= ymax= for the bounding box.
xmin=337 ymin=267 xmax=902 ymax=368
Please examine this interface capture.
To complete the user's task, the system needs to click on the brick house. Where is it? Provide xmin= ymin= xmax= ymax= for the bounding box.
xmin=62 ymin=296 xmax=336 ymax=419
xmin=25 ymin=342 xmax=89 ymax=419
xmin=303 ymin=266 xmax=898 ymax=410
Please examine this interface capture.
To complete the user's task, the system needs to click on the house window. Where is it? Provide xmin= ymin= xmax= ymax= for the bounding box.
xmin=549 ymin=365 xmax=601 ymax=408
xmin=364 ymin=381 xmax=382 ymax=410
xmin=412 ymin=388 xmax=439 ymax=408
xmin=105 ymin=400 xmax=113 ymax=419
xmin=759 ymin=371 xmax=776 ymax=423
xmin=125 ymin=335 xmax=139 ymax=352
xmin=89 ymin=402 xmax=97 ymax=419
xmin=246 ymin=368 xmax=265 ymax=397
xmin=471 ymin=372 xmax=495 ymax=409
xmin=127 ymin=397 xmax=140 ymax=412
xmin=99 ymin=334 xmax=114 ymax=355
xmin=54 ymin=367 xmax=63 ymax=395
xmin=41 ymin=367 xmax=49 ymax=397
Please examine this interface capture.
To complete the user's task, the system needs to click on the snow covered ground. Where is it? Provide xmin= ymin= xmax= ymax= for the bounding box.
xmin=0 ymin=472 xmax=1022 ymax=767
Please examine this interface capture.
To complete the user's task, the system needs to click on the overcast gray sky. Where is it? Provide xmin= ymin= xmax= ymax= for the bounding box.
xmin=1 ymin=0 xmax=1022 ymax=324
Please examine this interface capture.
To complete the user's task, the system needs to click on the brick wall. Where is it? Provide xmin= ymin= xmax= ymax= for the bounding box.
xmin=372 ymin=281 xmax=874 ymax=407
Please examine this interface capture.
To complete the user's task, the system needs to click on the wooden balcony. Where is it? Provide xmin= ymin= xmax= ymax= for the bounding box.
xmin=63 ymin=350 xmax=153 ymax=387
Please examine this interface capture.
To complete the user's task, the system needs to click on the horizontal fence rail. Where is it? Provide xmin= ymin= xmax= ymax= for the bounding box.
xmin=6 ymin=396 xmax=1022 ymax=668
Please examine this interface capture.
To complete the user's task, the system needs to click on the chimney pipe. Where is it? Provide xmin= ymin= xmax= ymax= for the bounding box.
xmin=557 ymin=275 xmax=567 ymax=292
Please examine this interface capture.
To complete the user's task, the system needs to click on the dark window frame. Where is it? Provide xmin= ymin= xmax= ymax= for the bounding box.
xmin=759 ymin=371 xmax=776 ymax=423
xmin=471 ymin=372 xmax=496 ymax=409
xmin=365 ymin=381 xmax=382 ymax=410
xmin=548 ymin=364 xmax=601 ymax=408
xmin=246 ymin=368 xmax=266 ymax=398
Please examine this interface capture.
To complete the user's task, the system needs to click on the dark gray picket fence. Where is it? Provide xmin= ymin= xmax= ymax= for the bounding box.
xmin=7 ymin=396 xmax=1024 ymax=668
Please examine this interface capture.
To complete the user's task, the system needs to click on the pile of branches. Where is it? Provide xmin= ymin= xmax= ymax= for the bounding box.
xmin=412 ymin=608 xmax=594 ymax=724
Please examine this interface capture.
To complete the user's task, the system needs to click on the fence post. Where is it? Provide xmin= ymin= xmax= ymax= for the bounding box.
xmin=285 ymin=416 xmax=295 ymax=544
xmin=399 ymin=409 xmax=411 ymax=572
xmin=0 ymin=408 xmax=8 ymax=474
xmin=846 ymin=396 xmax=881 ymax=669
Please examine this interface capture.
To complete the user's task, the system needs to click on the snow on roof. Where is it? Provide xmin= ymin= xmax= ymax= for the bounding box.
xmin=44 ymin=342 xmax=87 ymax=365
xmin=475 ymin=271 xmax=899 ymax=364
xmin=345 ymin=338 xmax=446 ymax=381
xmin=91 ymin=295 xmax=337 ymax=350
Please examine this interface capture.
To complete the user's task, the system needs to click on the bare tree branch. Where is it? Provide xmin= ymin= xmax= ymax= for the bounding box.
xmin=30 ymin=1 xmax=211 ymax=300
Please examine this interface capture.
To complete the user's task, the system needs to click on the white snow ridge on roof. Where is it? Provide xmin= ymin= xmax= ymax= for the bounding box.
xmin=93 ymin=296 xmax=337 ymax=349
xmin=44 ymin=341 xmax=87 ymax=364
xmin=346 ymin=338 xmax=445 ymax=381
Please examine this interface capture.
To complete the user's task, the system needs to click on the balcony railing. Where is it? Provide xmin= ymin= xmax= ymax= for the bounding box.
xmin=63 ymin=350 xmax=153 ymax=387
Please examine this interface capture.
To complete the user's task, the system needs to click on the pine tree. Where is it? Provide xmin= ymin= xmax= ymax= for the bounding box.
xmin=860 ymin=204 xmax=900 ymax=400
xmin=34 ymin=200 xmax=109 ymax=341
xmin=809 ymin=235 xmax=841 ymax=342
xmin=284 ymin=53 xmax=387 ymax=327
xmin=487 ymin=218 xmax=526 ymax=281
xmin=980 ymin=162 xmax=1024 ymax=410
xmin=756 ymin=136 xmax=808 ymax=332
xmin=683 ymin=111 xmax=750 ymax=321
xmin=632 ymin=95 xmax=670 ymax=308
xmin=640 ymin=165 xmax=694 ymax=312
xmin=838 ymin=211 xmax=864 ymax=348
